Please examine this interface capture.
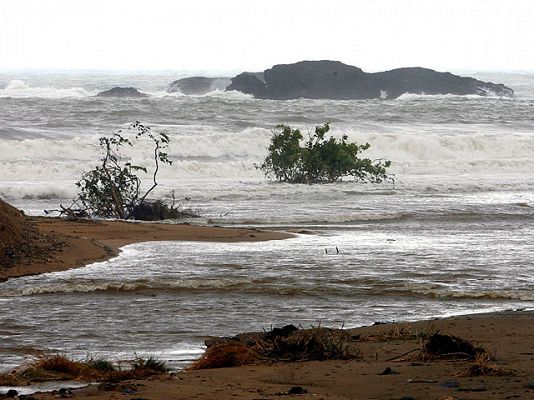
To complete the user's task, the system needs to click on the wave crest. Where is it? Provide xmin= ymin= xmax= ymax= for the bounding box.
xmin=12 ymin=278 xmax=255 ymax=296
xmin=0 ymin=80 xmax=97 ymax=99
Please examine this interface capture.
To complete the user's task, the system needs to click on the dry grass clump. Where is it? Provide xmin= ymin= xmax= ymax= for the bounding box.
xmin=364 ymin=321 xmax=439 ymax=343
xmin=189 ymin=325 xmax=361 ymax=370
xmin=455 ymin=352 xmax=515 ymax=377
xmin=189 ymin=342 xmax=262 ymax=370
xmin=0 ymin=354 xmax=168 ymax=386
xmin=458 ymin=363 xmax=515 ymax=377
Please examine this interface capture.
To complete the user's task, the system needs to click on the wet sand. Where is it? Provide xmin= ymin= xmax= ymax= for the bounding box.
xmin=0 ymin=216 xmax=292 ymax=281
xmin=27 ymin=310 xmax=534 ymax=400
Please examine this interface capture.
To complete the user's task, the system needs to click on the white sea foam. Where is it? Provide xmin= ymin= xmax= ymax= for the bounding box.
xmin=0 ymin=80 xmax=97 ymax=99
xmin=395 ymin=92 xmax=499 ymax=100
xmin=134 ymin=89 xmax=253 ymax=100
xmin=205 ymin=89 xmax=254 ymax=100
xmin=2 ymin=127 xmax=534 ymax=201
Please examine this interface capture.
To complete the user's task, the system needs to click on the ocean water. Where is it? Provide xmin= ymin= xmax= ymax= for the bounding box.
xmin=0 ymin=71 xmax=533 ymax=371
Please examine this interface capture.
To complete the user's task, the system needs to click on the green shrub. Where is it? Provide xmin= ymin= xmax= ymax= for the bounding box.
xmin=259 ymin=123 xmax=392 ymax=184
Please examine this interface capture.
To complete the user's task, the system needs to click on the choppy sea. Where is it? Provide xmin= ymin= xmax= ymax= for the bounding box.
xmin=0 ymin=71 xmax=533 ymax=371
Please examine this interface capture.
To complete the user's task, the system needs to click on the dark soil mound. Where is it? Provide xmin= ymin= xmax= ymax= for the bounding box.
xmin=0 ymin=199 xmax=63 ymax=270
xmin=0 ymin=198 xmax=26 ymax=267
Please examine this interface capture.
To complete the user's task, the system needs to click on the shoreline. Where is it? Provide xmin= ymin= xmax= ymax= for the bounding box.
xmin=0 ymin=216 xmax=293 ymax=282
xmin=8 ymin=309 xmax=534 ymax=400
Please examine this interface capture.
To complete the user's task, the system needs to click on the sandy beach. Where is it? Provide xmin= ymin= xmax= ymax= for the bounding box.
xmin=0 ymin=214 xmax=293 ymax=282
xmin=19 ymin=310 xmax=533 ymax=400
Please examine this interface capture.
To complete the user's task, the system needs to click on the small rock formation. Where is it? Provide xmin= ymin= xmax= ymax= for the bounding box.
xmin=167 ymin=77 xmax=231 ymax=95
xmin=96 ymin=87 xmax=148 ymax=98
xmin=226 ymin=60 xmax=514 ymax=100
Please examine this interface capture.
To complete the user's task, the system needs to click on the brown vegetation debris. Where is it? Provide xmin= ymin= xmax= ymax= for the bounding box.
xmin=424 ymin=333 xmax=485 ymax=359
xmin=0 ymin=354 xmax=168 ymax=386
xmin=386 ymin=332 xmax=488 ymax=363
xmin=455 ymin=352 xmax=515 ymax=377
xmin=363 ymin=321 xmax=438 ymax=343
xmin=190 ymin=325 xmax=361 ymax=370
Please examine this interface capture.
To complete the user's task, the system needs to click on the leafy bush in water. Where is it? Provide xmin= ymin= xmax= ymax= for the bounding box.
xmin=75 ymin=121 xmax=171 ymax=220
xmin=259 ymin=123 xmax=392 ymax=184
xmin=67 ymin=122 xmax=197 ymax=221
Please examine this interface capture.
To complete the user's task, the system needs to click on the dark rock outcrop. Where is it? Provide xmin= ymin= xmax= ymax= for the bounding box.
xmin=226 ymin=60 xmax=514 ymax=100
xmin=225 ymin=73 xmax=268 ymax=98
xmin=371 ymin=67 xmax=514 ymax=99
xmin=96 ymin=87 xmax=148 ymax=98
xmin=167 ymin=77 xmax=231 ymax=95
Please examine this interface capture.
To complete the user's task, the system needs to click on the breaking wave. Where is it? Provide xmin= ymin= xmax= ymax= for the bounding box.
xmin=0 ymin=80 xmax=97 ymax=99
xmin=7 ymin=277 xmax=534 ymax=302
xmin=11 ymin=277 xmax=257 ymax=296
xmin=395 ymin=92 xmax=505 ymax=101
xmin=0 ymin=80 xmax=253 ymax=100
xmin=147 ymin=89 xmax=253 ymax=100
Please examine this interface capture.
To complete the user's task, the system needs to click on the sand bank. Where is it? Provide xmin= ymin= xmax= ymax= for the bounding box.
xmin=24 ymin=310 xmax=534 ymax=400
xmin=0 ymin=216 xmax=292 ymax=281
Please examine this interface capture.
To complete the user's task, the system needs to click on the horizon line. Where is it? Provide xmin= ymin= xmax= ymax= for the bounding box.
xmin=1 ymin=67 xmax=533 ymax=75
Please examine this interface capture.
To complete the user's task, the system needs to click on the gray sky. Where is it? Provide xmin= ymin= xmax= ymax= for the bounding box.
xmin=1 ymin=0 xmax=533 ymax=72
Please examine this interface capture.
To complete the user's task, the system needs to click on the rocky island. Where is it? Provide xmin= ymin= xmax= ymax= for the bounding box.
xmin=167 ymin=77 xmax=231 ymax=95
xmin=225 ymin=60 xmax=514 ymax=99
xmin=96 ymin=87 xmax=149 ymax=98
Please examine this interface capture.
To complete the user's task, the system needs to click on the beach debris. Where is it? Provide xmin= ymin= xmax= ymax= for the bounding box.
xmin=325 ymin=247 xmax=340 ymax=254
xmin=455 ymin=352 xmax=515 ymax=377
xmin=288 ymin=386 xmax=308 ymax=394
xmin=56 ymin=387 xmax=74 ymax=398
xmin=457 ymin=363 xmax=515 ymax=377
xmin=367 ymin=321 xmax=438 ymax=342
xmin=386 ymin=332 xmax=487 ymax=362
xmin=439 ymin=381 xmax=459 ymax=389
xmin=98 ymin=383 xmax=118 ymax=391
xmin=190 ymin=325 xmax=361 ymax=370
xmin=0 ymin=354 xmax=169 ymax=387
xmin=188 ymin=341 xmax=262 ymax=370
xmin=380 ymin=367 xmax=400 ymax=375
xmin=276 ymin=386 xmax=308 ymax=396
xmin=264 ymin=324 xmax=298 ymax=340
xmin=17 ymin=395 xmax=36 ymax=400
xmin=424 ymin=333 xmax=484 ymax=359
xmin=457 ymin=385 xmax=487 ymax=392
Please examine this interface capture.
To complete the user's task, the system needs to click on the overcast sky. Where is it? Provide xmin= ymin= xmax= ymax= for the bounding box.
xmin=1 ymin=0 xmax=533 ymax=72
